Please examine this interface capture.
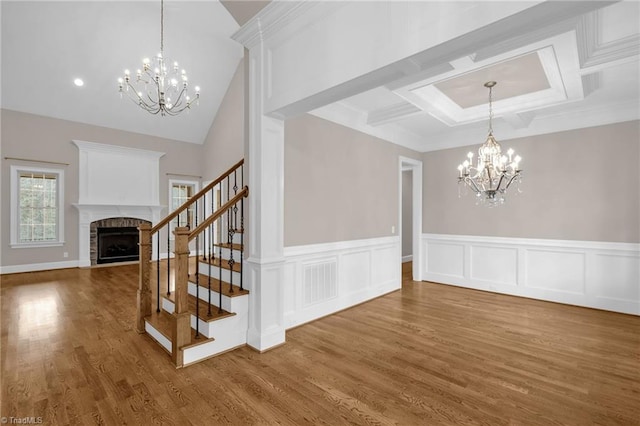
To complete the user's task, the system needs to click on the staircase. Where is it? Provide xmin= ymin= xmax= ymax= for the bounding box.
xmin=136 ymin=160 xmax=249 ymax=368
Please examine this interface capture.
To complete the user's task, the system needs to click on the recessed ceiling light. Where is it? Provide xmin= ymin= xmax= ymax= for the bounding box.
xmin=74 ymin=78 xmax=84 ymax=87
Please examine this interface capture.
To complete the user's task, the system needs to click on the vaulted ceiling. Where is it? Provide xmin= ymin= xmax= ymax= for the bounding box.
xmin=1 ymin=1 xmax=638 ymax=151
xmin=1 ymin=1 xmax=243 ymax=144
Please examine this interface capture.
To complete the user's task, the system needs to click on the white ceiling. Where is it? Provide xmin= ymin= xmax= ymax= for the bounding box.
xmin=1 ymin=1 xmax=243 ymax=144
xmin=311 ymin=1 xmax=640 ymax=152
xmin=1 ymin=1 xmax=638 ymax=152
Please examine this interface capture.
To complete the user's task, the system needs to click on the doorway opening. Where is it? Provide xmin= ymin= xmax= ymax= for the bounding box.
xmin=399 ymin=156 xmax=422 ymax=282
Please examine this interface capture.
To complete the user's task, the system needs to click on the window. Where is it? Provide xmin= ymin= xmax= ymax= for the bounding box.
xmin=10 ymin=165 xmax=65 ymax=247
xmin=169 ymin=179 xmax=199 ymax=237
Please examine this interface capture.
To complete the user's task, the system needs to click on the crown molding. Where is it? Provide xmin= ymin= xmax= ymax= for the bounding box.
xmin=502 ymin=111 xmax=536 ymax=130
xmin=367 ymin=102 xmax=422 ymax=127
xmin=72 ymin=140 xmax=166 ymax=159
xmin=577 ymin=9 xmax=640 ymax=72
xmin=310 ymin=102 xmax=427 ymax=153
xmin=473 ymin=18 xmax=578 ymax=63
xmin=421 ymin=99 xmax=639 ymax=152
xmin=581 ymin=72 xmax=602 ymax=98
xmin=232 ymin=1 xmax=333 ymax=49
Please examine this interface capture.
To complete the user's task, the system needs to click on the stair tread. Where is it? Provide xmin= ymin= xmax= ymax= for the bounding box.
xmin=186 ymin=275 xmax=249 ymax=297
xmin=144 ymin=311 xmax=215 ymax=349
xmin=163 ymin=293 xmax=236 ymax=322
xmin=199 ymin=256 xmax=242 ymax=273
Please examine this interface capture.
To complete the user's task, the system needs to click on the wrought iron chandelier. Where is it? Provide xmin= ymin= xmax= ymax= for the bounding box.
xmin=457 ymin=81 xmax=522 ymax=206
xmin=118 ymin=0 xmax=199 ymax=116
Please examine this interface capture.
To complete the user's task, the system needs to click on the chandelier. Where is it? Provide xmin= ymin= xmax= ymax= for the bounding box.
xmin=118 ymin=0 xmax=199 ymax=116
xmin=457 ymin=81 xmax=522 ymax=206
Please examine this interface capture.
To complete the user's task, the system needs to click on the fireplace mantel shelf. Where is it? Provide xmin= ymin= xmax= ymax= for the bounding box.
xmin=73 ymin=203 xmax=165 ymax=210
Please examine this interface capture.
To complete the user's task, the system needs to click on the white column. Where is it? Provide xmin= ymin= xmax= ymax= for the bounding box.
xmin=245 ymin=37 xmax=286 ymax=351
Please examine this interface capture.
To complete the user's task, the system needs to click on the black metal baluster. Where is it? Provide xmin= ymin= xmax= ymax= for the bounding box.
xmin=167 ymin=223 xmax=171 ymax=296
xmin=226 ymin=177 xmax=231 ymax=245
xmin=233 ymin=170 xmax=238 ymax=226
xmin=202 ymin=194 xmax=208 ymax=261
xmin=195 ymin=199 xmax=200 ymax=338
xmin=207 ymin=222 xmax=212 ymax=317
xmin=218 ymin=181 xmax=223 ymax=313
xmin=204 ymin=191 xmax=213 ymax=317
xmin=211 ymin=186 xmax=216 ymax=263
xmin=218 ymin=218 xmax=223 ymax=314
xmin=240 ymin=196 xmax=244 ymax=291
xmin=156 ymin=232 xmax=160 ymax=312
xmin=228 ymin=207 xmax=235 ymax=295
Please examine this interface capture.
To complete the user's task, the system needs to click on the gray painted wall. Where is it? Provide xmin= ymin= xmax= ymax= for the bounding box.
xmin=423 ymin=120 xmax=640 ymax=243
xmin=1 ymin=109 xmax=204 ymax=267
xmin=201 ymin=60 xmax=245 ymax=181
xmin=284 ymin=114 xmax=421 ymax=247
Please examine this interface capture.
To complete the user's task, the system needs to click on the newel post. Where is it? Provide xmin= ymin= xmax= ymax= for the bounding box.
xmin=172 ymin=226 xmax=192 ymax=368
xmin=136 ymin=223 xmax=152 ymax=334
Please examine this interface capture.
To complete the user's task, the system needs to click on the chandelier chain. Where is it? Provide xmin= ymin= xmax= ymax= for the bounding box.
xmin=488 ymin=84 xmax=493 ymax=134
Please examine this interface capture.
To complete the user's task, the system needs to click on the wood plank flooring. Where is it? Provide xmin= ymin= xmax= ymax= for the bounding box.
xmin=1 ymin=262 xmax=638 ymax=425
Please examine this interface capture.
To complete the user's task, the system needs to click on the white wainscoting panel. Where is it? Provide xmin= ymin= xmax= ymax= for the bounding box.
xmin=341 ymin=251 xmax=371 ymax=294
xmin=471 ymin=245 xmax=518 ymax=286
xmin=427 ymin=242 xmax=465 ymax=278
xmin=590 ymin=253 xmax=640 ymax=301
xmin=421 ymin=234 xmax=640 ymax=315
xmin=526 ymin=250 xmax=585 ymax=294
xmin=283 ymin=236 xmax=401 ymax=329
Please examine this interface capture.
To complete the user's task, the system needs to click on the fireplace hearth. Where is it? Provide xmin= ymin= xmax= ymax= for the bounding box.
xmin=97 ymin=227 xmax=139 ymax=264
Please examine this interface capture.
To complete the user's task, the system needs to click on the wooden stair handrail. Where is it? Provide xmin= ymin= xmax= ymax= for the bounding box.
xmin=188 ymin=186 xmax=248 ymax=242
xmin=150 ymin=158 xmax=244 ymax=234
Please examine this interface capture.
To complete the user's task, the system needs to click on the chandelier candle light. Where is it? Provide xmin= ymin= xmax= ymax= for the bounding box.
xmin=118 ymin=0 xmax=199 ymax=116
xmin=457 ymin=81 xmax=522 ymax=206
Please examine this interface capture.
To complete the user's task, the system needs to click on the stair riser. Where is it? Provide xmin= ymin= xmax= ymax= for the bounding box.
xmin=211 ymin=231 xmax=243 ymax=246
xmin=187 ymin=282 xmax=246 ymax=313
xmin=231 ymin=232 xmax=243 ymax=246
xmin=211 ymin=247 xmax=243 ymax=260
xmin=162 ymin=283 xmax=249 ymax=315
xmin=182 ymin=316 xmax=248 ymax=366
xmin=144 ymin=320 xmax=172 ymax=353
xmin=197 ymin=262 xmax=242 ymax=285
xmin=186 ymin=282 xmax=230 ymax=312
xmin=161 ymin=297 xmax=248 ymax=346
xmin=196 ymin=248 xmax=240 ymax=262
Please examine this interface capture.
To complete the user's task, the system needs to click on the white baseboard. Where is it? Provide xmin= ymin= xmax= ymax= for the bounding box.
xmin=283 ymin=236 xmax=401 ymax=329
xmin=402 ymin=255 xmax=413 ymax=263
xmin=420 ymin=233 xmax=640 ymax=315
xmin=0 ymin=260 xmax=80 ymax=274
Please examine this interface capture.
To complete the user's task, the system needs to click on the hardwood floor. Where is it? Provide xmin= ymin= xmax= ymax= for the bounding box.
xmin=1 ymin=262 xmax=638 ymax=425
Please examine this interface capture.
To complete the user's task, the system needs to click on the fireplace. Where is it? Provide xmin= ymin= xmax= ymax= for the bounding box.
xmin=89 ymin=217 xmax=152 ymax=266
xmin=97 ymin=227 xmax=139 ymax=264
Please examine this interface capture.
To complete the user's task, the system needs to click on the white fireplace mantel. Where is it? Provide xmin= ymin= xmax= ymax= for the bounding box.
xmin=72 ymin=140 xmax=167 ymax=267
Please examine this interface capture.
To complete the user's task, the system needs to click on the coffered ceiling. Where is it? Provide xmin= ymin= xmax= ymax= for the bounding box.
xmin=311 ymin=1 xmax=640 ymax=152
